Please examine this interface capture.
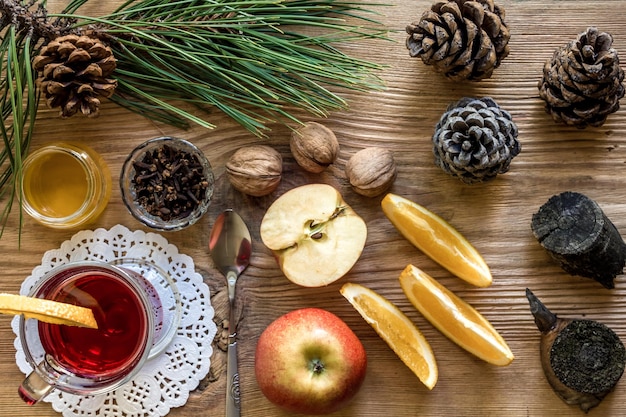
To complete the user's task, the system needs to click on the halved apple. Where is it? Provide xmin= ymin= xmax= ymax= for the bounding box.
xmin=260 ymin=184 xmax=367 ymax=287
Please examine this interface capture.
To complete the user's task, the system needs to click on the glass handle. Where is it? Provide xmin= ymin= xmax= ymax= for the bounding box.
xmin=18 ymin=365 xmax=54 ymax=405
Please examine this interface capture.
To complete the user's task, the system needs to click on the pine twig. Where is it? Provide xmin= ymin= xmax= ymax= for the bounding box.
xmin=69 ymin=0 xmax=389 ymax=136
xmin=0 ymin=0 xmax=389 ymax=243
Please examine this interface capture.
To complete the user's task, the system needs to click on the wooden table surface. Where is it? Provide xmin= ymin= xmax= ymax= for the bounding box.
xmin=3 ymin=0 xmax=626 ymax=416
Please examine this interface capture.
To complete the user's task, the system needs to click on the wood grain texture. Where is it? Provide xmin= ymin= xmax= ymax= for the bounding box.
xmin=2 ymin=0 xmax=626 ymax=416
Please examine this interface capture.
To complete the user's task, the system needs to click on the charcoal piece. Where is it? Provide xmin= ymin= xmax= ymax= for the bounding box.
xmin=526 ymin=289 xmax=626 ymax=413
xmin=531 ymin=191 xmax=626 ymax=288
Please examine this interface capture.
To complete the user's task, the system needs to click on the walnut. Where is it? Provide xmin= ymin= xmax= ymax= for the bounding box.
xmin=290 ymin=122 xmax=339 ymax=173
xmin=226 ymin=145 xmax=282 ymax=196
xmin=345 ymin=147 xmax=397 ymax=197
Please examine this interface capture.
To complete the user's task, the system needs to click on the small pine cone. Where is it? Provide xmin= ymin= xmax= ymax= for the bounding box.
xmin=33 ymin=34 xmax=118 ymax=118
xmin=433 ymin=97 xmax=520 ymax=184
xmin=538 ymin=27 xmax=625 ymax=128
xmin=406 ymin=0 xmax=510 ymax=81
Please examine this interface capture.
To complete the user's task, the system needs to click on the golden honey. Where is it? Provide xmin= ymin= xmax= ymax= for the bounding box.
xmin=21 ymin=142 xmax=112 ymax=228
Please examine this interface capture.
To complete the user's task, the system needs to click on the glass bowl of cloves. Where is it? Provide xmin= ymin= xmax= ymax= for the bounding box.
xmin=120 ymin=136 xmax=215 ymax=231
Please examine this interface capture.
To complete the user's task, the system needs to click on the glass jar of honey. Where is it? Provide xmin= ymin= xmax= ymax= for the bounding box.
xmin=20 ymin=142 xmax=112 ymax=229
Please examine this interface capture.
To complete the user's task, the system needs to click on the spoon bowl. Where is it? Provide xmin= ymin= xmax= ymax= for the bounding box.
xmin=209 ymin=209 xmax=251 ymax=417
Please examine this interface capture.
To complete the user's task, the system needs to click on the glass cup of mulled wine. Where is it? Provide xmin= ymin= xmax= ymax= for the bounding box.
xmin=17 ymin=260 xmax=181 ymax=405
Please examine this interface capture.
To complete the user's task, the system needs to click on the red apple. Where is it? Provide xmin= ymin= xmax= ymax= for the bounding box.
xmin=255 ymin=307 xmax=367 ymax=415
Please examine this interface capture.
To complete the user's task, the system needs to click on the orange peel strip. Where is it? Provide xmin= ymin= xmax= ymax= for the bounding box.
xmin=0 ymin=293 xmax=98 ymax=329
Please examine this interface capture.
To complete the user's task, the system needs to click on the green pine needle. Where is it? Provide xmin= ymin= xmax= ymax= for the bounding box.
xmin=65 ymin=0 xmax=389 ymax=136
xmin=0 ymin=0 xmax=388 ymax=242
xmin=0 ymin=23 xmax=38 ymax=243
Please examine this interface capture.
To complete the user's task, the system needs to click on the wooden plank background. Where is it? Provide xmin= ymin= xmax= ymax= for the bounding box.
xmin=2 ymin=0 xmax=626 ymax=416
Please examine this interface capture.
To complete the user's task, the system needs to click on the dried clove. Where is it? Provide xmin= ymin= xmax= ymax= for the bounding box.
xmin=132 ymin=144 xmax=210 ymax=221
xmin=526 ymin=289 xmax=625 ymax=413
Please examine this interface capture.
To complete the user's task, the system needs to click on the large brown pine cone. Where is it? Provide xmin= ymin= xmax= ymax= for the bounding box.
xmin=538 ymin=27 xmax=625 ymax=128
xmin=433 ymin=97 xmax=520 ymax=184
xmin=33 ymin=34 xmax=118 ymax=118
xmin=406 ymin=0 xmax=510 ymax=81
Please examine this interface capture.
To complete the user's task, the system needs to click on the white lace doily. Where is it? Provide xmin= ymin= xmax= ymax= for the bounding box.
xmin=11 ymin=224 xmax=217 ymax=417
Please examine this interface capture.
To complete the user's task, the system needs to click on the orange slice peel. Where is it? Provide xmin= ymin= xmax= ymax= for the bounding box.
xmin=340 ymin=282 xmax=438 ymax=389
xmin=399 ymin=265 xmax=513 ymax=366
xmin=381 ymin=193 xmax=492 ymax=287
xmin=0 ymin=293 xmax=98 ymax=329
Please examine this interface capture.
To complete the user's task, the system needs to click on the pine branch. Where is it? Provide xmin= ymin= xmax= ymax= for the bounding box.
xmin=0 ymin=0 xmax=388 ymax=243
xmin=0 ymin=23 xmax=38 ymax=242
xmin=66 ymin=0 xmax=389 ymax=136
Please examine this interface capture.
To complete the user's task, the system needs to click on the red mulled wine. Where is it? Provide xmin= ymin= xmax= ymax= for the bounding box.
xmin=37 ymin=268 xmax=151 ymax=378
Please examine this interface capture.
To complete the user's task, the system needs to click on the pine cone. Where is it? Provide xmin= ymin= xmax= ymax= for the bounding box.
xmin=433 ymin=97 xmax=520 ymax=184
xmin=538 ymin=27 xmax=625 ymax=128
xmin=33 ymin=34 xmax=118 ymax=118
xmin=406 ymin=0 xmax=510 ymax=81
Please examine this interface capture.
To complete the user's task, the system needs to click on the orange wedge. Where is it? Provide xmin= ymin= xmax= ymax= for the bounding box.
xmin=0 ymin=293 xmax=98 ymax=329
xmin=381 ymin=193 xmax=492 ymax=287
xmin=399 ymin=265 xmax=513 ymax=366
xmin=340 ymin=282 xmax=438 ymax=389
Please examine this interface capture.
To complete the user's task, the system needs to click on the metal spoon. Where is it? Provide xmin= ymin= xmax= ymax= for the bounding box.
xmin=209 ymin=209 xmax=252 ymax=417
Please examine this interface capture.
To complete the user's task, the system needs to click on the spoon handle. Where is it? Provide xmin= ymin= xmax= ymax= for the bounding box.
xmin=226 ymin=337 xmax=240 ymax=417
xmin=226 ymin=283 xmax=240 ymax=417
